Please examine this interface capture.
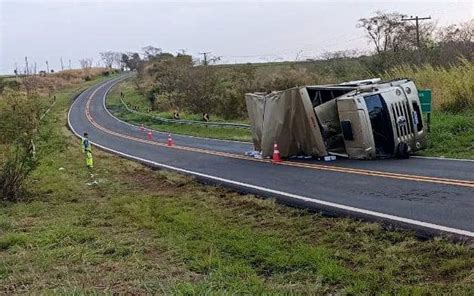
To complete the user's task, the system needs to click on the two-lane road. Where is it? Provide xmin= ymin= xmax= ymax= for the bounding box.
xmin=68 ymin=77 xmax=474 ymax=239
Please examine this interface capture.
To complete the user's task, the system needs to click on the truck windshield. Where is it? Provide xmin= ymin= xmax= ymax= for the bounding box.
xmin=364 ymin=94 xmax=395 ymax=156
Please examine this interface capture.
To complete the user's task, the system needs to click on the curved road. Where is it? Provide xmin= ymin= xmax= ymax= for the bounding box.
xmin=68 ymin=76 xmax=474 ymax=239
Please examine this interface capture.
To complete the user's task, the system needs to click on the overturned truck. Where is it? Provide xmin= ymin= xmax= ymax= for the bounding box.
xmin=245 ymin=78 xmax=427 ymax=159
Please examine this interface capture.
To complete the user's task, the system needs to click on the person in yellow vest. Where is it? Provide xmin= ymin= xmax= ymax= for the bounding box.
xmin=81 ymin=132 xmax=93 ymax=169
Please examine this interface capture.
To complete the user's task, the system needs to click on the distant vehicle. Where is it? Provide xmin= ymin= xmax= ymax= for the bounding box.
xmin=246 ymin=78 xmax=427 ymax=159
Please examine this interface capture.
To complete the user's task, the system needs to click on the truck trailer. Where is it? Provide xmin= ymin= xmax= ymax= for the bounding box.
xmin=245 ymin=78 xmax=427 ymax=159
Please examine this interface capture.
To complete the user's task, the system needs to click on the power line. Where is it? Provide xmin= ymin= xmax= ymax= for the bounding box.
xmin=220 ymin=35 xmax=366 ymax=61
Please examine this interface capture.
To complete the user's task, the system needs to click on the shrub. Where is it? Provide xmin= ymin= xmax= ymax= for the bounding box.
xmin=0 ymin=90 xmax=43 ymax=201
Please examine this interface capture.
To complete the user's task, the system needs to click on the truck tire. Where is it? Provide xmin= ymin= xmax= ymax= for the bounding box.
xmin=396 ymin=142 xmax=410 ymax=159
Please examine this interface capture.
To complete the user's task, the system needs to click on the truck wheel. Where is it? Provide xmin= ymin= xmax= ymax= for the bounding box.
xmin=396 ymin=142 xmax=410 ymax=159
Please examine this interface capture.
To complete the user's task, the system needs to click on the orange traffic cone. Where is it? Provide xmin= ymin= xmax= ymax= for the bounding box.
xmin=147 ymin=130 xmax=153 ymax=140
xmin=167 ymin=134 xmax=174 ymax=147
xmin=272 ymin=143 xmax=282 ymax=163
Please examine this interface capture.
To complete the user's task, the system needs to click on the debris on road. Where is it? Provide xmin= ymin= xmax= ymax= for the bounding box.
xmin=244 ymin=150 xmax=263 ymax=159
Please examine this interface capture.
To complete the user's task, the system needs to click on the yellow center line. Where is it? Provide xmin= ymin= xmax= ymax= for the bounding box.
xmin=84 ymin=86 xmax=474 ymax=189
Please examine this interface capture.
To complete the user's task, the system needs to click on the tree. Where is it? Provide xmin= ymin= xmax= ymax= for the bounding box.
xmin=438 ymin=20 xmax=474 ymax=43
xmin=121 ymin=53 xmax=129 ymax=70
xmin=142 ymin=46 xmax=162 ymax=60
xmin=436 ymin=20 xmax=474 ymax=63
xmin=100 ymin=51 xmax=116 ymax=68
xmin=358 ymin=11 xmax=436 ymax=54
xmin=146 ymin=53 xmax=191 ymax=110
xmin=112 ymin=52 xmax=123 ymax=69
xmin=131 ymin=53 xmax=141 ymax=70
xmin=121 ymin=52 xmax=141 ymax=71
xmin=357 ymin=11 xmax=406 ymax=54
xmin=79 ymin=58 xmax=93 ymax=69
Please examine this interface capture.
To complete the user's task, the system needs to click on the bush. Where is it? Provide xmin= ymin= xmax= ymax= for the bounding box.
xmin=0 ymin=90 xmax=43 ymax=201
xmin=0 ymin=79 xmax=22 ymax=94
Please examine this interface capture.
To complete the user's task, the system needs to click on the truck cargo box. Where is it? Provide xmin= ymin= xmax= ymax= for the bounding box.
xmin=245 ymin=87 xmax=327 ymax=158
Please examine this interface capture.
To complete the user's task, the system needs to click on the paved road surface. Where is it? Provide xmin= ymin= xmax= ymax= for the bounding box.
xmin=68 ymin=76 xmax=474 ymax=239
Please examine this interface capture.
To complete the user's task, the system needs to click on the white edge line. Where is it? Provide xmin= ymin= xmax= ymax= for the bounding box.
xmin=68 ymin=84 xmax=474 ymax=239
xmin=103 ymin=77 xmax=254 ymax=145
xmin=413 ymin=156 xmax=474 ymax=162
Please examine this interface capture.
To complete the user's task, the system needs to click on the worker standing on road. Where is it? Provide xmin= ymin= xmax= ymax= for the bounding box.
xmin=81 ymin=132 xmax=93 ymax=169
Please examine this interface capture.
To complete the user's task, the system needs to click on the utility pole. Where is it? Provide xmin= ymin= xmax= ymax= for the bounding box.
xmin=33 ymin=62 xmax=37 ymax=74
xmin=401 ymin=15 xmax=431 ymax=48
xmin=25 ymin=56 xmax=29 ymax=75
xmin=199 ymin=52 xmax=211 ymax=65
xmin=60 ymin=57 xmax=64 ymax=71
xmin=68 ymin=59 xmax=71 ymax=69
xmin=46 ymin=60 xmax=49 ymax=73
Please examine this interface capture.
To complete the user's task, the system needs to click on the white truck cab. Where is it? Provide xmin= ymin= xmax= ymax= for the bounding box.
xmin=312 ymin=79 xmax=427 ymax=159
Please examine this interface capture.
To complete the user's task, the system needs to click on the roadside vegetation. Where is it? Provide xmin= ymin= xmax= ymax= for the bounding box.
xmin=107 ymin=79 xmax=252 ymax=142
xmin=1 ymin=75 xmax=473 ymax=293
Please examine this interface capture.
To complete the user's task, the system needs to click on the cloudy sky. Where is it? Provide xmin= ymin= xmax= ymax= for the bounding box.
xmin=0 ymin=0 xmax=472 ymax=74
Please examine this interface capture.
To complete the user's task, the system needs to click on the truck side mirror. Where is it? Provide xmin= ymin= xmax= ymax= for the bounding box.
xmin=341 ymin=120 xmax=354 ymax=140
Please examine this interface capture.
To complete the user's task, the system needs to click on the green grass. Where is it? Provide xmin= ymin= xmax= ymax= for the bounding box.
xmin=418 ymin=111 xmax=474 ymax=159
xmin=107 ymin=79 xmax=253 ymax=142
xmin=0 ymin=76 xmax=473 ymax=294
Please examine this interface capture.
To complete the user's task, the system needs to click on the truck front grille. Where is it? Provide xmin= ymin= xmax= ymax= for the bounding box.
xmin=391 ymin=101 xmax=414 ymax=141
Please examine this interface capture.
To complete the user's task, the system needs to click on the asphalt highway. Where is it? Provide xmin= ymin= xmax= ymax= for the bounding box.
xmin=68 ymin=76 xmax=474 ymax=239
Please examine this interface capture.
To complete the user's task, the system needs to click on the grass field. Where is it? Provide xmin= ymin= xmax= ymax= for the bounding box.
xmin=1 ymin=76 xmax=473 ymax=294
xmin=419 ymin=111 xmax=474 ymax=159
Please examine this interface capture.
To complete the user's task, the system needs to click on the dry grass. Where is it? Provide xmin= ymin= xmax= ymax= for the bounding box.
xmin=4 ymin=68 xmax=110 ymax=98
xmin=383 ymin=59 xmax=474 ymax=112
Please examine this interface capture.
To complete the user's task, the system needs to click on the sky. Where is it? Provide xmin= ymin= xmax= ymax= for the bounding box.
xmin=0 ymin=0 xmax=473 ymax=74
